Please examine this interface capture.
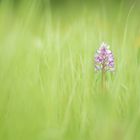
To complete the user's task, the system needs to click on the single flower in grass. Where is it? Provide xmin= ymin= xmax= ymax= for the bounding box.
xmin=94 ymin=42 xmax=115 ymax=90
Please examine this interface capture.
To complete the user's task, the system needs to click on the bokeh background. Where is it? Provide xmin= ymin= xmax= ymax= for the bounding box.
xmin=0 ymin=0 xmax=140 ymax=140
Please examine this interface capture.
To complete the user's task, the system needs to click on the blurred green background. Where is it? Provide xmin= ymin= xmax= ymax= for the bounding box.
xmin=0 ymin=0 xmax=140 ymax=140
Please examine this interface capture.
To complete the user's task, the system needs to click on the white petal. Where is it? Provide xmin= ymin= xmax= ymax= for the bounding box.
xmin=106 ymin=50 xmax=111 ymax=53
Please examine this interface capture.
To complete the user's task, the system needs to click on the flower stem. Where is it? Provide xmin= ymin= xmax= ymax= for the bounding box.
xmin=102 ymin=66 xmax=106 ymax=92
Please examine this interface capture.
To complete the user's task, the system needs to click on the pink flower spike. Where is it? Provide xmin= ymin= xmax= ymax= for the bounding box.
xmin=94 ymin=42 xmax=115 ymax=72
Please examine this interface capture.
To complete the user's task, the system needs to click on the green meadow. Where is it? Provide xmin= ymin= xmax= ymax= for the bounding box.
xmin=0 ymin=0 xmax=140 ymax=140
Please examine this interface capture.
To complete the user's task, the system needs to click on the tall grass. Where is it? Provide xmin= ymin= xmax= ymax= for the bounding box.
xmin=0 ymin=0 xmax=140 ymax=140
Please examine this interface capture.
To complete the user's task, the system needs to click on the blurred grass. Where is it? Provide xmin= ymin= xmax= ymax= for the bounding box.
xmin=0 ymin=0 xmax=140 ymax=140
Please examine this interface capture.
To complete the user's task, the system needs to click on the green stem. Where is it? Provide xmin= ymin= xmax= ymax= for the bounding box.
xmin=102 ymin=66 xmax=106 ymax=92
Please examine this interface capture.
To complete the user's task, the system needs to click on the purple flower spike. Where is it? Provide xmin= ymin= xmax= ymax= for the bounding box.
xmin=94 ymin=42 xmax=115 ymax=72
